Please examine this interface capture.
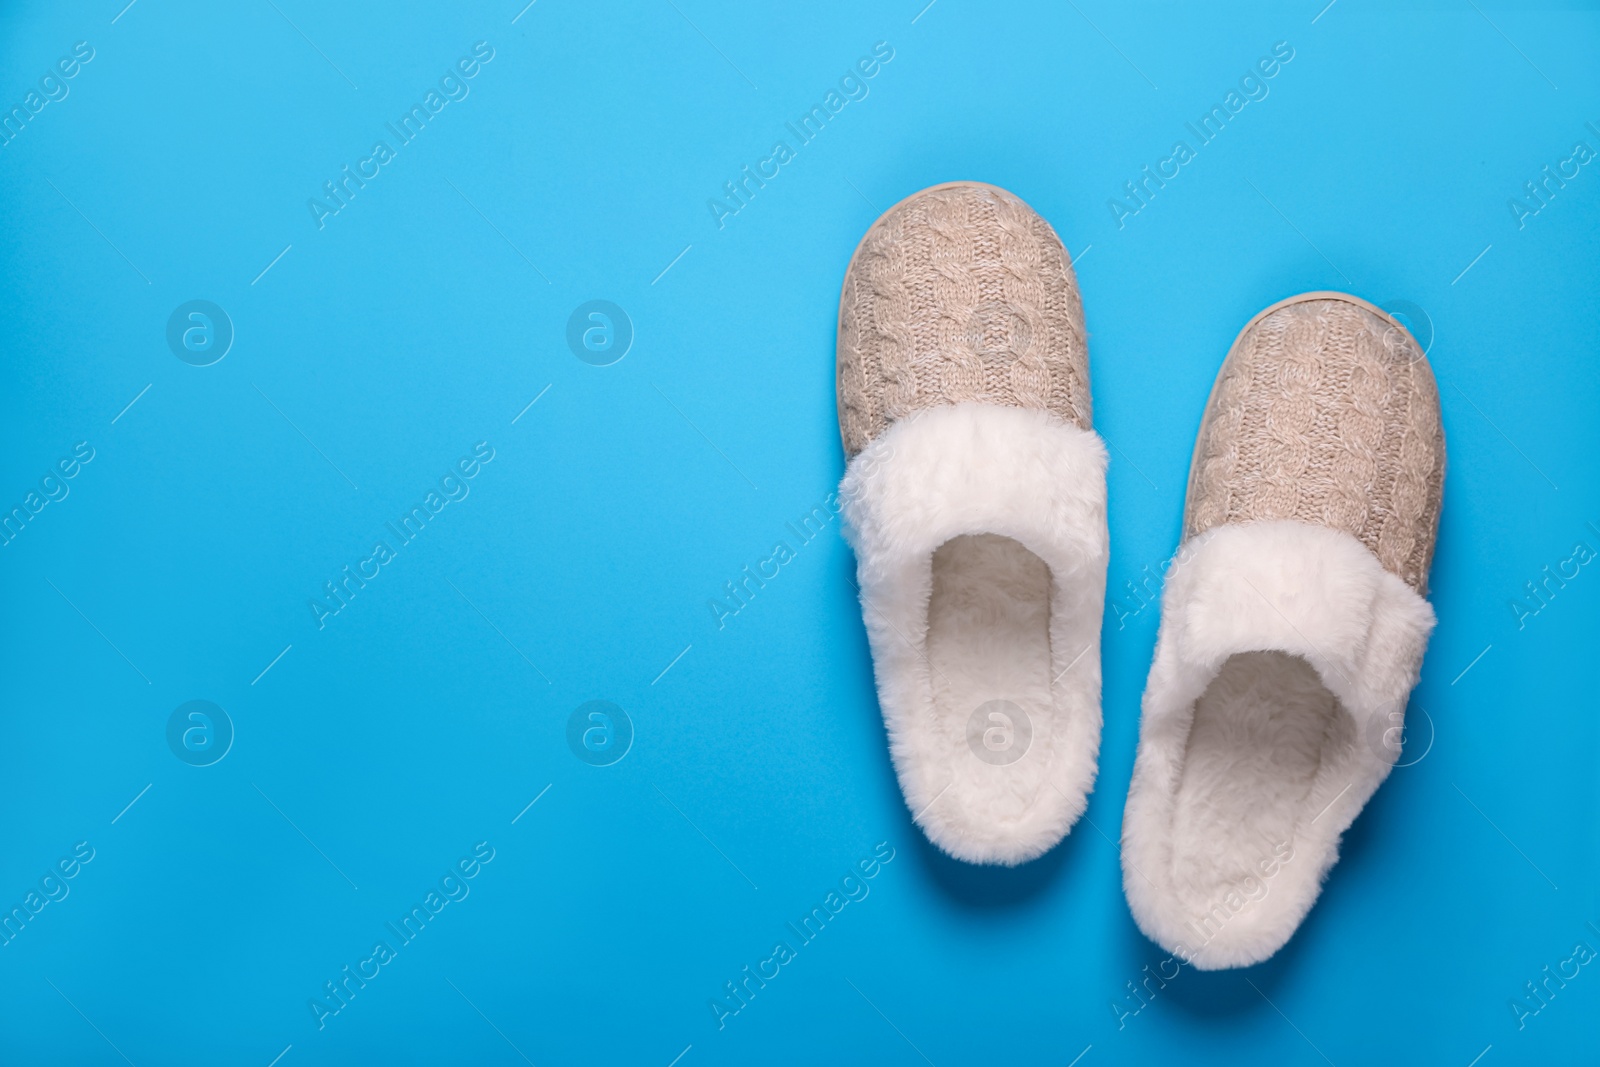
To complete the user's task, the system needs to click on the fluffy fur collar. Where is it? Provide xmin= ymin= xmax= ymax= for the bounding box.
xmin=841 ymin=403 xmax=1109 ymax=865
xmin=1122 ymin=519 xmax=1436 ymax=968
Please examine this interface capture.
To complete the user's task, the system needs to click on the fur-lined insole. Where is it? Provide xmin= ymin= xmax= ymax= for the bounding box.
xmin=1168 ymin=650 xmax=1354 ymax=909
xmin=926 ymin=534 xmax=1055 ymax=820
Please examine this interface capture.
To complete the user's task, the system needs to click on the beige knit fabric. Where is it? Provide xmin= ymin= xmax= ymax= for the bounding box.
xmin=1185 ymin=295 xmax=1446 ymax=593
xmin=837 ymin=182 xmax=1091 ymax=458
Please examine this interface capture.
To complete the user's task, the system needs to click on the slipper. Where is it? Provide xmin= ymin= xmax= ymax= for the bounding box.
xmin=836 ymin=182 xmax=1109 ymax=866
xmin=1121 ymin=292 xmax=1446 ymax=968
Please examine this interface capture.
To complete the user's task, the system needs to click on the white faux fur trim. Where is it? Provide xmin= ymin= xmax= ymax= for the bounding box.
xmin=1121 ymin=519 xmax=1436 ymax=969
xmin=840 ymin=403 xmax=1109 ymax=866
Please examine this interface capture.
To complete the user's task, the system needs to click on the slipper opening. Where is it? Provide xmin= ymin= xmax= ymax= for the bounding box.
xmin=929 ymin=532 xmax=1056 ymax=799
xmin=1167 ymin=650 xmax=1354 ymax=945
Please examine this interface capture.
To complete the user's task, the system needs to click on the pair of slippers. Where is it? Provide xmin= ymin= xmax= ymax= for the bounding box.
xmin=836 ymin=182 xmax=1445 ymax=969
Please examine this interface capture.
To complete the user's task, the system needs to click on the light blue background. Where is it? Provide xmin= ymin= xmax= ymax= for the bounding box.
xmin=1 ymin=1 xmax=1597 ymax=1063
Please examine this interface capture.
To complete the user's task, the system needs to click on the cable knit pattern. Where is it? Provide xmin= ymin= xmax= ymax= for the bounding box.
xmin=1184 ymin=296 xmax=1446 ymax=592
xmin=837 ymin=182 xmax=1090 ymax=457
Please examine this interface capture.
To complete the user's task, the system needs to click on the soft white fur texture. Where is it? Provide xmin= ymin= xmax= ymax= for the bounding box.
xmin=840 ymin=403 xmax=1109 ymax=866
xmin=1122 ymin=520 xmax=1436 ymax=969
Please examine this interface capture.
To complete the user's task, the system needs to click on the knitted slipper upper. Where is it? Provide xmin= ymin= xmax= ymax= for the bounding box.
xmin=837 ymin=182 xmax=1091 ymax=458
xmin=1184 ymin=296 xmax=1446 ymax=592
